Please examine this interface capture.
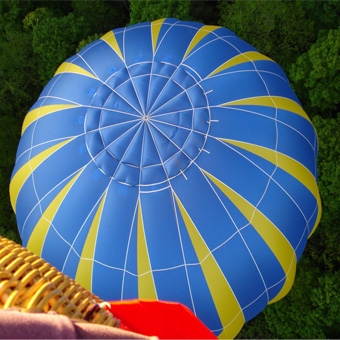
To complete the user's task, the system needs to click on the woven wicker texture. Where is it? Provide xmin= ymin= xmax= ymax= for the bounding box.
xmin=0 ymin=236 xmax=120 ymax=327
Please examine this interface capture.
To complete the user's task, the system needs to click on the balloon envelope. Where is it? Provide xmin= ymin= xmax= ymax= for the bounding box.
xmin=10 ymin=18 xmax=321 ymax=338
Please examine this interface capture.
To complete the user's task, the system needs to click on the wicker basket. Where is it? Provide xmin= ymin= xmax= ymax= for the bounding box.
xmin=0 ymin=236 xmax=120 ymax=327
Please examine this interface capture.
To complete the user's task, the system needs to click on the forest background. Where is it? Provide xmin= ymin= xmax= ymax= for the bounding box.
xmin=0 ymin=0 xmax=339 ymax=338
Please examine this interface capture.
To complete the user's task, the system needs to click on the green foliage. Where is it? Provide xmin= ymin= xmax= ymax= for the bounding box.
xmin=0 ymin=0 xmax=34 ymax=40
xmin=290 ymin=27 xmax=340 ymax=118
xmin=309 ymin=272 xmax=340 ymax=337
xmin=0 ymin=225 xmax=20 ymax=244
xmin=189 ymin=0 xmax=219 ymax=25
xmin=0 ymin=30 xmax=40 ymax=120
xmin=129 ymin=0 xmax=192 ymax=25
xmin=72 ymin=0 xmax=129 ymax=34
xmin=0 ymin=1 xmax=37 ymax=242
xmin=304 ymin=114 xmax=340 ymax=272
xmin=262 ymin=257 xmax=324 ymax=338
xmin=29 ymin=11 xmax=90 ymax=85
xmin=261 ymin=261 xmax=340 ymax=338
xmin=22 ymin=7 xmax=55 ymax=30
xmin=302 ymin=0 xmax=340 ymax=34
xmin=0 ymin=115 xmax=21 ymax=244
xmin=218 ymin=0 xmax=315 ymax=72
xmin=314 ymin=114 xmax=340 ymax=228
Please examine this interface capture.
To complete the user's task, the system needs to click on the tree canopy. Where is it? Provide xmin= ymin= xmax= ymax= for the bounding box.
xmin=218 ymin=0 xmax=315 ymax=71
xmin=290 ymin=27 xmax=340 ymax=118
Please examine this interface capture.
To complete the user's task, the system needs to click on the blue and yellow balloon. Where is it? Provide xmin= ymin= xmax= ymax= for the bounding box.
xmin=10 ymin=19 xmax=321 ymax=338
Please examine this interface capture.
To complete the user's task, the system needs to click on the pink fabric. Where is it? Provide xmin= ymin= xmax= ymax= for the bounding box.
xmin=0 ymin=309 xmax=155 ymax=339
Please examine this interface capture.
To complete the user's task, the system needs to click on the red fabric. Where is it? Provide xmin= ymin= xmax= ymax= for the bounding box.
xmin=108 ymin=300 xmax=217 ymax=339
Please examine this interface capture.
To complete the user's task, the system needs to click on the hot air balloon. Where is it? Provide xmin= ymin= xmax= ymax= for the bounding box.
xmin=10 ymin=18 xmax=321 ymax=338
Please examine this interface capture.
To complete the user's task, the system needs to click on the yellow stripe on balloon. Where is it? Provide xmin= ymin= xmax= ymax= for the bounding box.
xmin=209 ymin=51 xmax=273 ymax=77
xmin=26 ymin=170 xmax=83 ymax=256
xmin=22 ymin=104 xmax=77 ymax=135
xmin=174 ymin=193 xmax=244 ymax=339
xmin=202 ymin=170 xmax=297 ymax=304
xmin=221 ymin=138 xmax=322 ymax=235
xmin=137 ymin=199 xmax=157 ymax=299
xmin=184 ymin=25 xmax=220 ymax=58
xmin=75 ymin=192 xmax=107 ymax=291
xmin=151 ymin=18 xmax=166 ymax=53
xmin=222 ymin=96 xmax=311 ymax=122
xmin=10 ymin=139 xmax=72 ymax=212
xmin=55 ymin=62 xmax=98 ymax=79
xmin=101 ymin=30 xmax=124 ymax=60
